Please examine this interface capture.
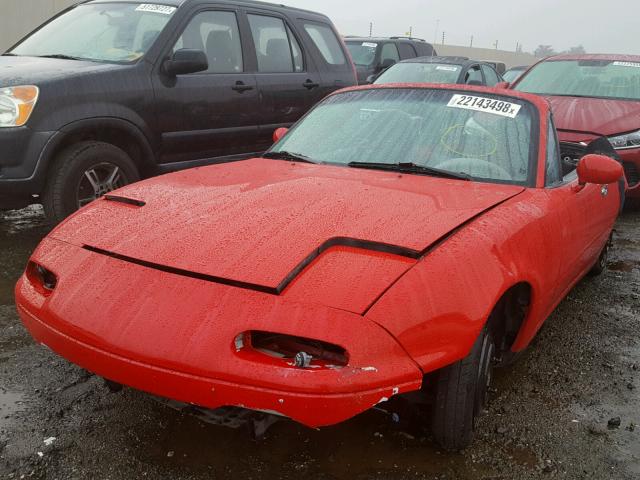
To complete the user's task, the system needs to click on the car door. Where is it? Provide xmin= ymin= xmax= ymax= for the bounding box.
xmin=481 ymin=64 xmax=501 ymax=86
xmin=244 ymin=11 xmax=323 ymax=150
xmin=462 ymin=64 xmax=483 ymax=85
xmin=152 ymin=7 xmax=261 ymax=166
xmin=539 ymin=116 xmax=614 ymax=297
xmin=397 ymin=42 xmax=418 ymax=60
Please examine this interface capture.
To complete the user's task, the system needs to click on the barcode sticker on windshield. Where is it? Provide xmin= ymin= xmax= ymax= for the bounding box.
xmin=136 ymin=4 xmax=176 ymax=14
xmin=613 ymin=61 xmax=640 ymax=68
xmin=362 ymin=42 xmax=377 ymax=48
xmin=447 ymin=94 xmax=522 ymax=118
xmin=436 ymin=66 xmax=458 ymax=72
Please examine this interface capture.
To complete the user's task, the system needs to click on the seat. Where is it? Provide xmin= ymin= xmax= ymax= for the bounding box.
xmin=205 ymin=30 xmax=238 ymax=73
xmin=263 ymin=38 xmax=292 ymax=73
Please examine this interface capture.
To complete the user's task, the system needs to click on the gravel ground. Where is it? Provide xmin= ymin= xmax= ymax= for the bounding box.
xmin=1 ymin=205 xmax=638 ymax=479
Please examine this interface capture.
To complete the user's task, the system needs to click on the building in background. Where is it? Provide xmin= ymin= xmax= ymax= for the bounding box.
xmin=0 ymin=0 xmax=76 ymax=51
xmin=437 ymin=44 xmax=537 ymax=69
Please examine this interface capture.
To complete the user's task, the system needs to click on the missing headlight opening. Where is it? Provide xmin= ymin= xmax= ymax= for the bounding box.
xmin=247 ymin=331 xmax=349 ymax=368
xmin=27 ymin=262 xmax=57 ymax=292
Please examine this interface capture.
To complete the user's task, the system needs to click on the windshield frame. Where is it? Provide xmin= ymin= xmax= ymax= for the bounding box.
xmin=7 ymin=2 xmax=178 ymax=65
xmin=267 ymin=86 xmax=541 ymax=188
xmin=514 ymin=58 xmax=640 ymax=102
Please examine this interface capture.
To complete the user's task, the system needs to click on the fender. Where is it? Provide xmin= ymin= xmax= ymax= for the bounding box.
xmin=27 ymin=117 xmax=157 ymax=192
xmin=365 ymin=187 xmax=607 ymax=374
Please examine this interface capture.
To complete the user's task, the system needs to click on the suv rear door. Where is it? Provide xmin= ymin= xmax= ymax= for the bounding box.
xmin=397 ymin=42 xmax=418 ymax=60
xmin=243 ymin=9 xmax=324 ymax=151
xmin=151 ymin=5 xmax=262 ymax=166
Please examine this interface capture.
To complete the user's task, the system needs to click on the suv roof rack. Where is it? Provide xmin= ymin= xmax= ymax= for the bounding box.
xmin=390 ymin=36 xmax=427 ymax=42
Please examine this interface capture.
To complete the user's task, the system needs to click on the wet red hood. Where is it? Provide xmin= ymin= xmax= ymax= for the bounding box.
xmin=546 ymin=95 xmax=640 ymax=140
xmin=51 ymin=159 xmax=524 ymax=295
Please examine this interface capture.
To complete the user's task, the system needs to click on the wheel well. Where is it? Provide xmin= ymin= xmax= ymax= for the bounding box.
xmin=486 ymin=282 xmax=532 ymax=355
xmin=48 ymin=126 xmax=153 ymax=178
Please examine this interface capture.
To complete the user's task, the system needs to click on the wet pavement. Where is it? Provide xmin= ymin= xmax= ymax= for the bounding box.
xmin=0 ymin=206 xmax=639 ymax=479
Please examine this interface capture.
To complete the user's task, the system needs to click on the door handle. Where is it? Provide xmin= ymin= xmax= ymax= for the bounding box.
xmin=303 ymin=79 xmax=320 ymax=90
xmin=232 ymin=81 xmax=254 ymax=93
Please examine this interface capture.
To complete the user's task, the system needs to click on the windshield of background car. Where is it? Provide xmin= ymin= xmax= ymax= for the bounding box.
xmin=516 ymin=59 xmax=640 ymax=101
xmin=271 ymin=88 xmax=537 ymax=185
xmin=502 ymin=68 xmax=526 ymax=83
xmin=346 ymin=41 xmax=378 ymax=66
xmin=375 ymin=63 xmax=462 ymax=84
xmin=9 ymin=3 xmax=176 ymax=63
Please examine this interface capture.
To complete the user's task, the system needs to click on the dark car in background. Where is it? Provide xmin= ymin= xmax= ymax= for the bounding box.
xmin=0 ymin=0 xmax=356 ymax=222
xmin=374 ymin=56 xmax=503 ymax=87
xmin=345 ymin=36 xmax=436 ymax=84
xmin=513 ymin=54 xmax=640 ymax=201
xmin=502 ymin=65 xmax=528 ymax=83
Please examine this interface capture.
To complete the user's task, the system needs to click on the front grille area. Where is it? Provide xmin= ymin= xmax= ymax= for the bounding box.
xmin=623 ymin=161 xmax=640 ymax=187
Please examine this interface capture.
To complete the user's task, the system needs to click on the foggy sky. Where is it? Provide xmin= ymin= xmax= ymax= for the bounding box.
xmin=286 ymin=0 xmax=638 ymax=55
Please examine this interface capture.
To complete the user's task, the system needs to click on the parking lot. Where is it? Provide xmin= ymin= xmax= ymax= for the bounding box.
xmin=1 ymin=205 xmax=638 ymax=479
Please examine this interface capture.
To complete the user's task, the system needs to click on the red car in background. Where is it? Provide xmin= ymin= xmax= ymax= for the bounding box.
xmin=16 ymin=84 xmax=624 ymax=450
xmin=513 ymin=54 xmax=640 ymax=202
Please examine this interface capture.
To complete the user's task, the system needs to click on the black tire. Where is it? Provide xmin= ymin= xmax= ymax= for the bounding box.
xmin=589 ymin=236 xmax=611 ymax=276
xmin=43 ymin=141 xmax=139 ymax=223
xmin=431 ymin=328 xmax=495 ymax=451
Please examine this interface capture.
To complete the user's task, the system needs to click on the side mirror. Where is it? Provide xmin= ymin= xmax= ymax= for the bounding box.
xmin=164 ymin=49 xmax=208 ymax=76
xmin=495 ymin=81 xmax=511 ymax=89
xmin=273 ymin=127 xmax=289 ymax=143
xmin=577 ymin=154 xmax=624 ymax=186
xmin=376 ymin=58 xmax=396 ymax=73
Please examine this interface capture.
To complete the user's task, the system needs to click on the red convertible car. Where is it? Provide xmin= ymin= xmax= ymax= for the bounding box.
xmin=16 ymin=84 xmax=624 ymax=450
xmin=513 ymin=54 xmax=640 ymax=202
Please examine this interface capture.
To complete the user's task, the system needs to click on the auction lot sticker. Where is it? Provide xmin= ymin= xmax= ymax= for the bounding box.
xmin=136 ymin=4 xmax=176 ymax=14
xmin=613 ymin=61 xmax=640 ymax=68
xmin=447 ymin=94 xmax=521 ymax=118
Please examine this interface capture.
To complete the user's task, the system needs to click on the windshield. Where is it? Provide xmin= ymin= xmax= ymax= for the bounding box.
xmin=375 ymin=63 xmax=462 ymax=84
xmin=346 ymin=41 xmax=378 ymax=66
xmin=516 ymin=59 xmax=640 ymax=101
xmin=9 ymin=3 xmax=176 ymax=63
xmin=503 ymin=68 xmax=526 ymax=83
xmin=270 ymin=89 xmax=536 ymax=185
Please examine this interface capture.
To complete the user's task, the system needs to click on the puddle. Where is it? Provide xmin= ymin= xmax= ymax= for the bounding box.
xmin=0 ymin=391 xmax=26 ymax=429
xmin=608 ymin=260 xmax=640 ymax=273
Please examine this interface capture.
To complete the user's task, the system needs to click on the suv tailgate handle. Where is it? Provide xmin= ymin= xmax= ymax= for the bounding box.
xmin=303 ymin=79 xmax=320 ymax=90
xmin=232 ymin=81 xmax=254 ymax=93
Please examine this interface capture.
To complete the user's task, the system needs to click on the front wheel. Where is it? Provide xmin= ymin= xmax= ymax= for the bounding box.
xmin=43 ymin=141 xmax=139 ymax=223
xmin=589 ymin=235 xmax=612 ymax=276
xmin=431 ymin=328 xmax=495 ymax=451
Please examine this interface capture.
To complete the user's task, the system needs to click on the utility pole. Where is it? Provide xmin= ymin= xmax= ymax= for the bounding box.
xmin=470 ymin=35 xmax=474 ymax=48
xmin=433 ymin=19 xmax=440 ymax=45
xmin=408 ymin=26 xmax=412 ymax=37
xmin=369 ymin=22 xmax=373 ymax=37
xmin=442 ymin=31 xmax=445 ymax=45
xmin=493 ymin=40 xmax=499 ymax=50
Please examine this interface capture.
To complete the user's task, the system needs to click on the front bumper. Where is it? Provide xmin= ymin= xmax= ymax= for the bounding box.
xmin=0 ymin=127 xmax=56 ymax=207
xmin=15 ymin=237 xmax=423 ymax=428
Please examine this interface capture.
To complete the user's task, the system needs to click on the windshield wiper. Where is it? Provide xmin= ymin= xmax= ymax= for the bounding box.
xmin=38 ymin=54 xmax=82 ymax=60
xmin=2 ymin=53 xmax=18 ymax=56
xmin=347 ymin=162 xmax=472 ymax=181
xmin=263 ymin=151 xmax=317 ymax=164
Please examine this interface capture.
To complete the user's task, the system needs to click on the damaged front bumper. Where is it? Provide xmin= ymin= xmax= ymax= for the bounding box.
xmin=15 ymin=237 xmax=423 ymax=428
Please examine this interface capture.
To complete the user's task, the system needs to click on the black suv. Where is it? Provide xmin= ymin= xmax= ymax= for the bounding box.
xmin=0 ymin=0 xmax=355 ymax=221
xmin=344 ymin=36 xmax=437 ymax=84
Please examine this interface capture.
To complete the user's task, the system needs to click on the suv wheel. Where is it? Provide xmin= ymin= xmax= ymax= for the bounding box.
xmin=43 ymin=141 xmax=139 ymax=223
xmin=430 ymin=328 xmax=495 ymax=451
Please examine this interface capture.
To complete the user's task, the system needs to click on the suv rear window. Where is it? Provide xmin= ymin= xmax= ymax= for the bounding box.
xmin=303 ymin=23 xmax=346 ymax=65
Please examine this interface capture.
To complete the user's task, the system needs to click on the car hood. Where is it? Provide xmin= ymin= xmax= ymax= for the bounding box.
xmin=0 ymin=55 xmax=122 ymax=86
xmin=50 ymin=159 xmax=524 ymax=311
xmin=546 ymin=95 xmax=640 ymax=139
